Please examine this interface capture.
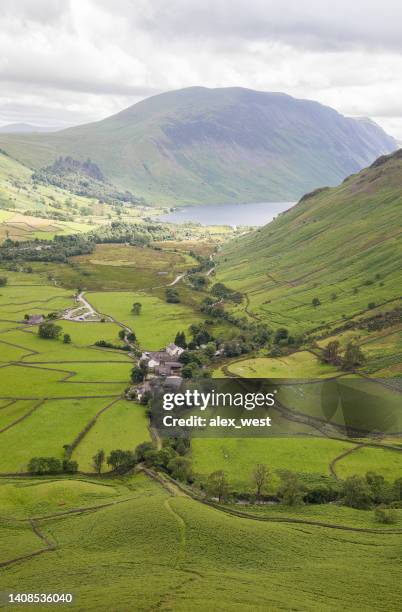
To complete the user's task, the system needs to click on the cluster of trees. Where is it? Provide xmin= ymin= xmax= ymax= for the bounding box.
xmin=91 ymin=436 xmax=191 ymax=478
xmin=199 ymin=469 xmax=402 ymax=518
xmin=92 ymin=221 xmax=172 ymax=246
xmin=322 ymin=340 xmax=365 ymax=370
xmin=131 ymin=361 xmax=149 ymax=383
xmin=28 ymin=457 xmax=78 ymax=475
xmin=38 ymin=322 xmax=62 ymax=339
xmin=210 ymin=282 xmax=243 ymax=304
xmin=0 ymin=234 xmax=95 ymax=263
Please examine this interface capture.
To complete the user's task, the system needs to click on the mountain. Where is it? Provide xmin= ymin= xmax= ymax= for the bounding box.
xmin=216 ymin=149 xmax=402 ymax=334
xmin=0 ymin=87 xmax=397 ymax=205
xmin=0 ymin=123 xmax=59 ymax=133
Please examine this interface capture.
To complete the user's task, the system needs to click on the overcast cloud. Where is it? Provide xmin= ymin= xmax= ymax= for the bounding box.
xmin=0 ymin=0 xmax=401 ymax=139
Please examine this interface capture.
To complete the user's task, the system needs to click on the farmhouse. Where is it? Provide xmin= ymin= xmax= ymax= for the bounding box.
xmin=23 ymin=314 xmax=45 ymax=325
xmin=140 ymin=343 xmax=184 ymax=377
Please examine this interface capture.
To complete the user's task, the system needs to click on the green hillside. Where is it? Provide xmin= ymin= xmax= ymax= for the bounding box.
xmin=216 ymin=149 xmax=402 ymax=336
xmin=0 ymin=87 xmax=397 ymax=205
xmin=1 ymin=474 xmax=402 ymax=611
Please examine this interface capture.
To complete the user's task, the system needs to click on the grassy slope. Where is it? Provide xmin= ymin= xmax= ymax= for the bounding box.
xmin=0 ymin=87 xmax=396 ymax=205
xmin=217 ymin=149 xmax=402 ymax=336
xmin=1 ymin=475 xmax=401 ymax=611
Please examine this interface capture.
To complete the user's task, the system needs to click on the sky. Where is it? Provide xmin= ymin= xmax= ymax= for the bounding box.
xmin=0 ymin=0 xmax=401 ymax=140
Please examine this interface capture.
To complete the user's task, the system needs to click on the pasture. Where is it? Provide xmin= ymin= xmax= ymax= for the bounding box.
xmin=191 ymin=437 xmax=353 ymax=491
xmin=225 ymin=351 xmax=338 ymax=379
xmin=0 ymin=269 xmax=150 ymax=475
xmin=1 ymin=473 xmax=402 ymax=611
xmin=88 ymin=290 xmax=202 ymax=350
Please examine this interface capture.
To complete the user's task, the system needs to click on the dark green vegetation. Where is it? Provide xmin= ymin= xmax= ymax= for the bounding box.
xmin=0 ymin=87 xmax=396 ymax=205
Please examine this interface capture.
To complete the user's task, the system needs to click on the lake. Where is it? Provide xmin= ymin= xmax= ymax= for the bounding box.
xmin=157 ymin=201 xmax=295 ymax=227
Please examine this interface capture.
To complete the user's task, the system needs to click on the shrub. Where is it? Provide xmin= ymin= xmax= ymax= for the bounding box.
xmin=374 ymin=506 xmax=398 ymax=524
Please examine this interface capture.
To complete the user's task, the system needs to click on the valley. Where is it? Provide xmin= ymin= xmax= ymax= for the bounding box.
xmin=0 ymin=140 xmax=401 ymax=611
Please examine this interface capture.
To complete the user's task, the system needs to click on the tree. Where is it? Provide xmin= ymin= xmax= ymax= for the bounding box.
xmin=28 ymin=457 xmax=62 ymax=475
xmin=252 ymin=464 xmax=270 ymax=502
xmin=166 ymin=287 xmax=180 ymax=303
xmin=312 ymin=297 xmax=321 ymax=307
xmin=274 ymin=328 xmax=289 ymax=344
xmin=167 ymin=456 xmax=192 ymax=482
xmin=134 ymin=442 xmax=154 ymax=462
xmin=206 ymin=470 xmax=230 ymax=503
xmin=38 ymin=322 xmax=62 ymax=339
xmin=174 ymin=331 xmax=187 ymax=348
xmin=132 ymin=302 xmax=142 ymax=315
xmin=63 ymin=333 xmax=71 ymax=344
xmin=118 ymin=329 xmax=126 ymax=340
xmin=393 ymin=477 xmax=402 ymax=501
xmin=92 ymin=449 xmax=105 ymax=474
xmin=278 ymin=471 xmax=306 ymax=506
xmin=182 ymin=363 xmax=197 ymax=379
xmin=342 ymin=342 xmax=365 ymax=371
xmin=366 ymin=471 xmax=392 ymax=504
xmin=107 ymin=449 xmax=135 ymax=472
xmin=342 ymin=475 xmax=373 ymax=509
xmin=322 ymin=340 xmax=340 ymax=365
xmin=62 ymin=459 xmax=78 ymax=473
xmin=0 ymin=276 xmax=8 ymax=286
xmin=131 ymin=362 xmax=147 ymax=383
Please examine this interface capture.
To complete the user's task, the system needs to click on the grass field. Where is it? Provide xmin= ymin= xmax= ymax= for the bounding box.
xmin=88 ymin=290 xmax=202 ymax=350
xmin=226 ymin=351 xmax=338 ymax=378
xmin=0 ymin=270 xmax=149 ymax=475
xmin=1 ymin=473 xmax=401 ymax=611
xmin=72 ymin=400 xmax=149 ymax=472
xmin=335 ymin=445 xmax=402 ymax=481
xmin=191 ymin=437 xmax=353 ymax=491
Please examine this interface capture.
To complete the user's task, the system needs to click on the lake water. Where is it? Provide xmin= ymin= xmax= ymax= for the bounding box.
xmin=157 ymin=201 xmax=295 ymax=227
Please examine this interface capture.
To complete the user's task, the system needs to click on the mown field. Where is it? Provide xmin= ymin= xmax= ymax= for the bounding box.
xmin=1 ymin=473 xmax=402 ymax=611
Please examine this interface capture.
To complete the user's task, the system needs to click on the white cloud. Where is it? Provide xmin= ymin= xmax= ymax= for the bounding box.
xmin=0 ymin=0 xmax=401 ymax=138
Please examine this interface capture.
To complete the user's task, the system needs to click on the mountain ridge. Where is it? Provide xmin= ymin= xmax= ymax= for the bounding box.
xmin=0 ymin=86 xmax=397 ymax=205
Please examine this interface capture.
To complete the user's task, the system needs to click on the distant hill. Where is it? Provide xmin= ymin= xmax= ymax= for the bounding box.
xmin=0 ymin=87 xmax=397 ymax=205
xmin=0 ymin=123 xmax=59 ymax=133
xmin=216 ymin=149 xmax=402 ymax=334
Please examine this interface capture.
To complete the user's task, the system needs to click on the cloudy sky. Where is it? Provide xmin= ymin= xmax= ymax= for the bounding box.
xmin=0 ymin=0 xmax=401 ymax=139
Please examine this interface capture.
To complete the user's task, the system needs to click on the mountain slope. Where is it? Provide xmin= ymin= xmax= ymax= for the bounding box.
xmin=0 ymin=123 xmax=58 ymax=133
xmin=216 ymin=149 xmax=402 ymax=334
xmin=0 ymin=87 xmax=397 ymax=205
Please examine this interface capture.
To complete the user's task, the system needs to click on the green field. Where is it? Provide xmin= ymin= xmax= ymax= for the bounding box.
xmin=88 ymin=291 xmax=202 ymax=350
xmin=335 ymin=445 xmax=402 ymax=481
xmin=0 ymin=271 xmax=146 ymax=475
xmin=1 ymin=473 xmax=402 ymax=611
xmin=72 ymin=400 xmax=149 ymax=472
xmin=226 ymin=351 xmax=338 ymax=378
xmin=191 ymin=437 xmax=353 ymax=491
